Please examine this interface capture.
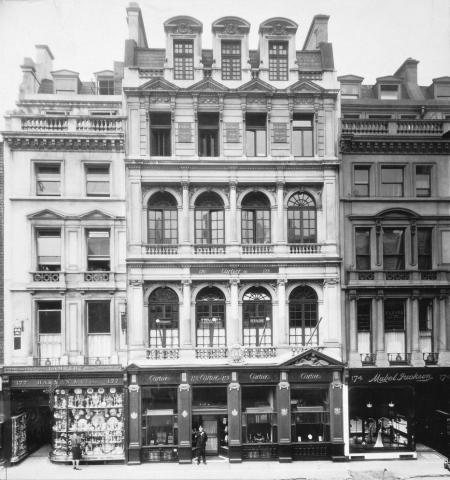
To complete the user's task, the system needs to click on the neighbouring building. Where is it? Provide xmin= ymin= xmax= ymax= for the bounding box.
xmin=339 ymin=60 xmax=450 ymax=459
xmin=123 ymin=4 xmax=344 ymax=463
xmin=1 ymin=46 xmax=127 ymax=463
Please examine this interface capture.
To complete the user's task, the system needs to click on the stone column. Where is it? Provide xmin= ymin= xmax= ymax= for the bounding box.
xmin=375 ymin=291 xmax=386 ymax=365
xmin=439 ymin=290 xmax=448 ymax=351
xmin=229 ymin=181 xmax=238 ymax=244
xmin=276 ymin=181 xmax=285 ymax=244
xmin=128 ymin=280 xmax=145 ymax=359
xmin=180 ymin=182 xmax=190 ymax=255
xmin=228 ymin=279 xmax=240 ymax=346
xmin=228 ymin=373 xmax=242 ymax=463
xmin=127 ymin=380 xmax=141 ymax=464
xmin=181 ymin=280 xmax=192 ymax=347
xmin=329 ymin=371 xmax=345 ymax=459
xmin=276 ymin=279 xmax=287 ymax=346
xmin=411 ymin=292 xmax=419 ymax=352
xmin=348 ymin=291 xmax=358 ymax=355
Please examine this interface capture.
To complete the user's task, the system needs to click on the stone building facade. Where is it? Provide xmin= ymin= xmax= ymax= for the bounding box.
xmin=339 ymin=60 xmax=450 ymax=459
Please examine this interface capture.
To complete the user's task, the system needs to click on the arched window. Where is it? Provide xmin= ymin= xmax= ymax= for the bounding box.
xmin=148 ymin=192 xmax=178 ymax=244
xmin=289 ymin=286 xmax=318 ymax=346
xmin=243 ymin=287 xmax=272 ymax=346
xmin=149 ymin=288 xmax=179 ymax=347
xmin=195 ymin=287 xmax=226 ymax=347
xmin=287 ymin=192 xmax=317 ymax=243
xmin=194 ymin=192 xmax=224 ymax=245
xmin=241 ymin=192 xmax=271 ymax=244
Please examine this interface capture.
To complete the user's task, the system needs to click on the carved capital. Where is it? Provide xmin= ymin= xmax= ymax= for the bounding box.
xmin=278 ymin=381 xmax=290 ymax=390
xmin=129 ymin=279 xmax=143 ymax=287
xmin=229 ymin=382 xmax=240 ymax=392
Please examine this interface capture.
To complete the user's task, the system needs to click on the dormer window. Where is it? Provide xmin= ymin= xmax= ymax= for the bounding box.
xmin=174 ymin=39 xmax=194 ymax=80
xmin=269 ymin=41 xmax=288 ymax=81
xmin=341 ymin=84 xmax=359 ymax=99
xmin=221 ymin=41 xmax=241 ymax=80
xmin=380 ymin=84 xmax=399 ymax=100
xmin=98 ymin=78 xmax=114 ymax=95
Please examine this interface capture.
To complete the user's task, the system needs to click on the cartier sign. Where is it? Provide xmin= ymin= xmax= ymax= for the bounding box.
xmin=289 ymin=371 xmax=331 ymax=383
xmin=140 ymin=372 xmax=179 ymax=385
xmin=189 ymin=373 xmax=231 ymax=384
xmin=240 ymin=372 xmax=277 ymax=383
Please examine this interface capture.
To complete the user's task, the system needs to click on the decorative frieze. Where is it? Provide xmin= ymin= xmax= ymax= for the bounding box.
xmin=340 ymin=137 xmax=450 ymax=155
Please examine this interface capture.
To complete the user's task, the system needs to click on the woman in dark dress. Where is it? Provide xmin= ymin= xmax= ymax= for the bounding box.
xmin=70 ymin=432 xmax=82 ymax=470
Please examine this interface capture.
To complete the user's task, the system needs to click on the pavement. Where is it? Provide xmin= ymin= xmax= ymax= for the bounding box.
xmin=1 ymin=445 xmax=449 ymax=480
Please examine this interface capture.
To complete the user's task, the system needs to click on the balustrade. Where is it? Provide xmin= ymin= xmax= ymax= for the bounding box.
xmin=241 ymin=244 xmax=274 ymax=255
xmin=84 ymin=272 xmax=110 ymax=282
xmin=423 ymin=352 xmax=439 ymax=365
xmin=194 ymin=244 xmax=226 ymax=255
xmin=76 ymin=117 xmax=123 ymax=132
xmin=289 ymin=243 xmax=321 ymax=254
xmin=22 ymin=117 xmax=67 ymax=131
xmin=195 ymin=347 xmax=228 ymax=359
xmin=146 ymin=348 xmax=180 ymax=360
xmin=360 ymin=353 xmax=376 ymax=366
xmin=145 ymin=244 xmax=178 ymax=255
xmin=33 ymin=271 xmax=61 ymax=282
xmin=387 ymin=353 xmax=411 ymax=365
xmin=342 ymin=119 xmax=444 ymax=136
xmin=242 ymin=346 xmax=277 ymax=359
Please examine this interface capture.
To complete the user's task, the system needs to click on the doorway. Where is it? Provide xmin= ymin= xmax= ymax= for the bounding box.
xmin=192 ymin=414 xmax=228 ymax=456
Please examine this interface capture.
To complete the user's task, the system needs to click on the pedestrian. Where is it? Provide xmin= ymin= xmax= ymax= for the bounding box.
xmin=70 ymin=432 xmax=82 ymax=470
xmin=195 ymin=425 xmax=208 ymax=465
xmin=192 ymin=427 xmax=198 ymax=463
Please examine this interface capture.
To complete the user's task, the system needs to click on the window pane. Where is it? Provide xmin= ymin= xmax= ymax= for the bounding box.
xmin=302 ymin=130 xmax=313 ymax=156
xmin=37 ymin=230 xmax=61 ymax=268
xmin=38 ymin=301 xmax=61 ymax=334
xmin=87 ymin=231 xmax=110 ymax=255
xmin=383 ymin=229 xmax=405 ymax=270
xmin=384 ymin=300 xmax=405 ymax=331
xmin=246 ymin=130 xmax=255 ymax=156
xmin=357 ymin=299 xmax=371 ymax=331
xmin=381 ymin=167 xmax=404 ymax=196
xmin=88 ymin=301 xmax=110 ymax=333
xmin=418 ymin=228 xmax=432 ymax=269
xmin=255 ymin=130 xmax=266 ymax=156
xmin=36 ymin=164 xmax=60 ymax=195
xmin=292 ymin=129 xmax=302 ymax=156
xmin=355 ymin=229 xmax=371 ymax=269
xmin=416 ymin=166 xmax=431 ymax=197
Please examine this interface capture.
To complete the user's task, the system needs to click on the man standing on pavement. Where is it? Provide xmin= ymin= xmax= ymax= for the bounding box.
xmin=195 ymin=425 xmax=208 ymax=465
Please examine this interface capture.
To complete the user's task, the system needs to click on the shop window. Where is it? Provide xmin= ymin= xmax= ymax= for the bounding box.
xmin=36 ymin=229 xmax=61 ymax=271
xmin=150 ymin=112 xmax=171 ymax=156
xmin=86 ymin=230 xmax=110 ymax=271
xmin=419 ymin=298 xmax=433 ymax=353
xmin=195 ymin=287 xmax=226 ymax=347
xmin=287 ymin=192 xmax=317 ymax=244
xmin=291 ymin=387 xmax=330 ymax=443
xmin=222 ymin=40 xmax=241 ymax=80
xmin=242 ymin=386 xmax=277 ymax=445
xmin=194 ymin=192 xmax=224 ymax=245
xmin=147 ymin=192 xmax=178 ymax=245
xmin=357 ymin=298 xmax=372 ymax=354
xmin=241 ymin=192 xmax=271 ymax=244
xmin=38 ymin=301 xmax=61 ymax=334
xmin=383 ymin=229 xmax=405 ymax=270
xmin=269 ymin=41 xmax=288 ymax=81
xmin=173 ymin=39 xmax=194 ymax=80
xmin=142 ymin=387 xmax=178 ymax=449
xmin=289 ymin=286 xmax=318 ymax=346
xmin=355 ymin=228 xmax=371 ymax=270
xmin=242 ymin=287 xmax=272 ymax=347
xmin=415 ymin=165 xmax=431 ymax=197
xmin=380 ymin=166 xmax=404 ymax=197
xmin=353 ymin=166 xmax=370 ymax=196
xmin=149 ymin=288 xmax=179 ymax=348
xmin=246 ymin=113 xmax=267 ymax=157
xmin=87 ymin=301 xmax=110 ymax=334
xmin=198 ymin=113 xmax=219 ymax=157
xmin=384 ymin=299 xmax=406 ymax=355
xmin=97 ymin=78 xmax=114 ymax=95
xmin=418 ymin=228 xmax=432 ymax=270
xmin=379 ymin=84 xmax=399 ymax=100
xmin=86 ymin=164 xmax=110 ymax=196
xmin=349 ymin=387 xmax=412 ymax=451
xmin=36 ymin=163 xmax=61 ymax=196
xmin=292 ymin=115 xmax=313 ymax=157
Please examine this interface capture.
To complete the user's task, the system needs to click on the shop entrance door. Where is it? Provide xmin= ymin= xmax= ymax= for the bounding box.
xmin=192 ymin=414 xmax=228 ymax=456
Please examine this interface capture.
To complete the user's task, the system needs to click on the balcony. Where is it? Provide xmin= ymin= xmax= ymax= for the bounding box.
xmin=19 ymin=115 xmax=124 ymax=133
xmin=289 ymin=243 xmax=322 ymax=254
xmin=241 ymin=244 xmax=274 ymax=255
xmin=22 ymin=116 xmax=68 ymax=131
xmin=32 ymin=271 xmax=63 ymax=283
xmin=195 ymin=347 xmax=228 ymax=359
xmin=341 ymin=119 xmax=445 ymax=136
xmin=83 ymin=356 xmax=111 ymax=366
xmin=348 ymin=270 xmax=449 ymax=285
xmin=146 ymin=347 xmax=180 ymax=360
xmin=145 ymin=244 xmax=179 ymax=255
xmin=388 ymin=353 xmax=411 ymax=365
xmin=242 ymin=346 xmax=277 ymax=359
xmin=194 ymin=244 xmax=226 ymax=255
xmin=360 ymin=353 xmax=376 ymax=366
xmin=34 ymin=356 xmax=63 ymax=366
xmin=423 ymin=352 xmax=439 ymax=365
xmin=76 ymin=117 xmax=123 ymax=132
xmin=84 ymin=271 xmax=110 ymax=282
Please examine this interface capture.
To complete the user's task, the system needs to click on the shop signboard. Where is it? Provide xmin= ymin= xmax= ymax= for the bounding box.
xmin=249 ymin=317 xmax=266 ymax=326
xmin=191 ymin=266 xmax=278 ymax=275
xmin=189 ymin=372 xmax=231 ymax=384
xmin=240 ymin=371 xmax=278 ymax=383
xmin=140 ymin=372 xmax=180 ymax=385
xmin=349 ymin=368 xmax=450 ymax=386
xmin=289 ymin=370 xmax=332 ymax=383
xmin=199 ymin=317 xmax=223 ymax=328
xmin=10 ymin=376 xmax=123 ymax=388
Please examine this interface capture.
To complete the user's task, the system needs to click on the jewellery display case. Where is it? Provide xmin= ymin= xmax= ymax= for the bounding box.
xmin=50 ymin=386 xmax=125 ymax=462
xmin=10 ymin=413 xmax=28 ymax=463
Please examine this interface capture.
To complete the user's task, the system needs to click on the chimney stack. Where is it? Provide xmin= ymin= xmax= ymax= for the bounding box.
xmin=395 ymin=58 xmax=419 ymax=85
xmin=126 ymin=2 xmax=148 ymax=48
xmin=303 ymin=15 xmax=329 ymax=50
xmin=35 ymin=45 xmax=54 ymax=82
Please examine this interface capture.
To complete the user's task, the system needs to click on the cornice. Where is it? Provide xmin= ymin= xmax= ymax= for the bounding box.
xmin=3 ymin=131 xmax=124 ymax=152
xmin=340 ymin=136 xmax=450 ymax=155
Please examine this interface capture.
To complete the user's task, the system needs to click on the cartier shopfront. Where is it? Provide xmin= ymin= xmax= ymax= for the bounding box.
xmin=348 ymin=368 xmax=450 ymax=459
xmin=126 ymin=352 xmax=345 ymax=464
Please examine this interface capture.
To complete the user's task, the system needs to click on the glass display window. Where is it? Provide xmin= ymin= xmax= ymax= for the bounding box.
xmin=290 ymin=387 xmax=330 ymax=443
xmin=142 ymin=387 xmax=178 ymax=447
xmin=242 ymin=386 xmax=277 ymax=444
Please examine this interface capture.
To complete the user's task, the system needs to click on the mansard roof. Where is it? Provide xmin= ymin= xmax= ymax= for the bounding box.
xmin=259 ymin=17 xmax=298 ymax=35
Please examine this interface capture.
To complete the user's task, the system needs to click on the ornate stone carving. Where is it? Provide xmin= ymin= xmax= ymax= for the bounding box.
xmin=199 ymin=95 xmax=219 ymax=104
xmin=129 ymin=279 xmax=144 ymax=287
xmin=323 ymin=278 xmax=339 ymax=288
xmin=270 ymin=23 xmax=287 ymax=35
xmin=340 ymin=137 xmax=450 ymax=155
xmin=246 ymin=96 xmax=266 ymax=105
xmin=294 ymin=97 xmax=314 ymax=105
xmin=278 ymin=381 xmax=290 ymax=390
xmin=179 ymin=384 xmax=190 ymax=392
xmin=4 ymin=135 xmax=124 ymax=152
xmin=128 ymin=384 xmax=140 ymax=392
xmin=176 ymin=23 xmax=192 ymax=34
xmin=224 ymin=22 xmax=238 ymax=34
xmin=229 ymin=382 xmax=240 ymax=391
xmin=150 ymin=95 xmax=170 ymax=104
xmin=294 ymin=352 xmax=331 ymax=366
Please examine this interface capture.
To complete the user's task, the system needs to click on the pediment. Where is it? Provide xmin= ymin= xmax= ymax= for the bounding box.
xmin=138 ymin=77 xmax=179 ymax=92
xmin=212 ymin=16 xmax=250 ymax=34
xmin=164 ymin=16 xmax=203 ymax=34
xmin=286 ymin=80 xmax=324 ymax=94
xmin=281 ymin=348 xmax=343 ymax=367
xmin=238 ymin=78 xmax=276 ymax=93
xmin=337 ymin=74 xmax=364 ymax=83
xmin=78 ymin=209 xmax=116 ymax=221
xmin=28 ymin=209 xmax=65 ymax=221
xmin=259 ymin=17 xmax=298 ymax=35
xmin=51 ymin=69 xmax=79 ymax=77
xmin=376 ymin=208 xmax=420 ymax=220
xmin=188 ymin=77 xmax=229 ymax=92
